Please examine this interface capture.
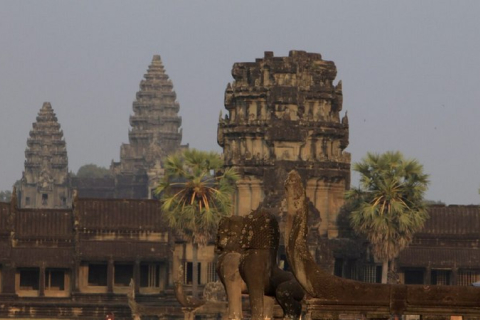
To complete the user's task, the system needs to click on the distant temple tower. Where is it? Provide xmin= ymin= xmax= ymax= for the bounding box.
xmin=111 ymin=55 xmax=185 ymax=198
xmin=19 ymin=102 xmax=71 ymax=208
xmin=217 ymin=51 xmax=350 ymax=238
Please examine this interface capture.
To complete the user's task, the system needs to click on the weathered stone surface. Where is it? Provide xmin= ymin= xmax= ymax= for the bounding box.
xmin=217 ymin=50 xmax=350 ymax=241
xmin=285 ymin=170 xmax=480 ymax=318
xmin=19 ymin=102 xmax=71 ymax=208
xmin=216 ymin=210 xmax=304 ymax=320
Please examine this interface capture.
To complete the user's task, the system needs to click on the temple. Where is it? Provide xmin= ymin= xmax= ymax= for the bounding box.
xmin=18 ymin=102 xmax=71 ymax=208
xmin=17 ymin=55 xmax=186 ymax=205
xmin=218 ymin=50 xmax=350 ymax=240
xmin=2 ymin=51 xmax=480 ymax=319
xmin=110 ymin=55 xmax=186 ymax=199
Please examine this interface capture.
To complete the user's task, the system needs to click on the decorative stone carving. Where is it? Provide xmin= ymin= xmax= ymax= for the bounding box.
xmin=217 ymin=51 xmax=350 ymax=241
xmin=110 ymin=55 xmax=186 ymax=198
xmin=19 ymin=102 xmax=71 ymax=208
xmin=285 ymin=170 xmax=480 ymax=319
xmin=216 ymin=210 xmax=304 ymax=320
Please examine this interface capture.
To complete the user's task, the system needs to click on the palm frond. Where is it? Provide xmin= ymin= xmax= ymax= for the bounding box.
xmin=347 ymin=151 xmax=429 ymax=263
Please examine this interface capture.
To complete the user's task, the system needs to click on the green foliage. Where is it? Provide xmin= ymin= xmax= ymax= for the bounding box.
xmin=76 ymin=164 xmax=112 ymax=179
xmin=0 ymin=190 xmax=12 ymax=202
xmin=346 ymin=151 xmax=429 ymax=265
xmin=155 ymin=149 xmax=239 ymax=246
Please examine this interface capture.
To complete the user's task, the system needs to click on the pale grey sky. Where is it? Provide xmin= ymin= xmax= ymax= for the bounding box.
xmin=1 ymin=1 xmax=479 ymax=204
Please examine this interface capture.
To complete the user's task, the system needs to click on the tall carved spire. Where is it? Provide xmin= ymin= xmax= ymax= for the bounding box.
xmin=110 ymin=55 xmax=185 ymax=199
xmin=116 ymin=55 xmax=183 ymax=175
xmin=20 ymin=102 xmax=70 ymax=208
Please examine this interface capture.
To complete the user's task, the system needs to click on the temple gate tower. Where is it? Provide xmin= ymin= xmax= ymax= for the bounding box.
xmin=217 ymin=51 xmax=350 ymax=239
xmin=19 ymin=102 xmax=71 ymax=208
xmin=111 ymin=55 xmax=185 ymax=198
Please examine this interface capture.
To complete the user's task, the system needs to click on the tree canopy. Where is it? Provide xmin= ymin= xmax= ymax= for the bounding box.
xmin=76 ymin=164 xmax=112 ymax=179
xmin=0 ymin=190 xmax=11 ymax=202
xmin=155 ymin=149 xmax=238 ymax=297
xmin=346 ymin=151 xmax=429 ymax=283
xmin=155 ymin=149 xmax=238 ymax=246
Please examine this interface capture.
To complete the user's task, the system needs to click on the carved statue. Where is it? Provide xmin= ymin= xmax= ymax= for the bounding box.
xmin=216 ymin=211 xmax=304 ymax=320
xmin=284 ymin=170 xmax=480 ymax=318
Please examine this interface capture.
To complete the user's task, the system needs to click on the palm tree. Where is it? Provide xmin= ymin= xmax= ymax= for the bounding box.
xmin=346 ymin=151 xmax=429 ymax=284
xmin=155 ymin=149 xmax=238 ymax=298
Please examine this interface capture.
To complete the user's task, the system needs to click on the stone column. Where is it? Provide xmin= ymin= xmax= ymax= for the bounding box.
xmin=451 ymin=266 xmax=458 ymax=286
xmin=39 ymin=264 xmax=46 ymax=297
xmin=72 ymin=258 xmax=80 ymax=293
xmin=107 ymin=258 xmax=114 ymax=293
xmin=134 ymin=259 xmax=140 ymax=293
xmin=236 ymin=180 xmax=251 ymax=216
xmin=316 ymin=179 xmax=330 ymax=237
xmin=2 ymin=262 xmax=17 ymax=295
xmin=250 ymin=179 xmax=263 ymax=211
xmin=159 ymin=261 xmax=168 ymax=291
xmin=425 ymin=266 xmax=431 ymax=285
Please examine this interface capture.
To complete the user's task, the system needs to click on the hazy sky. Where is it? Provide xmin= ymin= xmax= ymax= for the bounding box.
xmin=1 ymin=1 xmax=479 ymax=204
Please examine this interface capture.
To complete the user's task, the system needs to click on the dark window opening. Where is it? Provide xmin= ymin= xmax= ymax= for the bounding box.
xmin=376 ymin=265 xmax=382 ymax=283
xmin=42 ymin=194 xmax=48 ymax=206
xmin=432 ymin=270 xmax=451 ymax=285
xmin=207 ymin=262 xmax=217 ymax=283
xmin=334 ymin=258 xmax=344 ymax=277
xmin=114 ymin=264 xmax=133 ymax=286
xmin=25 ymin=197 xmax=30 ymax=205
xmin=140 ymin=264 xmax=160 ymax=287
xmin=185 ymin=262 xmax=201 ymax=285
xmin=61 ymin=196 xmax=66 ymax=206
xmin=19 ymin=268 xmax=39 ymax=290
xmin=88 ymin=263 xmax=107 ymax=286
xmin=404 ymin=269 xmax=425 ymax=285
xmin=46 ymin=269 xmax=65 ymax=290
xmin=343 ymin=260 xmax=358 ymax=280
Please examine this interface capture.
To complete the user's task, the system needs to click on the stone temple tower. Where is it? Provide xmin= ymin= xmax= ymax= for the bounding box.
xmin=19 ymin=102 xmax=71 ymax=208
xmin=111 ymin=55 xmax=185 ymax=198
xmin=217 ymin=51 xmax=350 ymax=239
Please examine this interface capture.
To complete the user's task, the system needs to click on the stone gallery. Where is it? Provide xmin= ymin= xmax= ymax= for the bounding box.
xmin=1 ymin=51 xmax=480 ymax=319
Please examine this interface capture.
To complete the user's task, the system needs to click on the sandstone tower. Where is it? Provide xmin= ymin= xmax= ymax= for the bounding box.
xmin=111 ymin=55 xmax=185 ymax=198
xmin=19 ymin=102 xmax=71 ymax=208
xmin=217 ymin=51 xmax=350 ymax=239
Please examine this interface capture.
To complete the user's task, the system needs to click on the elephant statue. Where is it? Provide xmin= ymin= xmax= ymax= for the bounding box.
xmin=216 ymin=210 xmax=304 ymax=320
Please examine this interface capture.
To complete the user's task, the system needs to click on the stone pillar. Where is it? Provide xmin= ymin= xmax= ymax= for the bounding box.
xmin=39 ymin=264 xmax=46 ymax=297
xmin=250 ymin=179 xmax=263 ymax=211
xmin=316 ymin=180 xmax=330 ymax=237
xmin=167 ymin=230 xmax=174 ymax=287
xmin=327 ymin=181 xmax=346 ymax=239
xmin=72 ymin=258 xmax=80 ymax=292
xmin=2 ymin=262 xmax=17 ymax=295
xmin=451 ymin=266 xmax=458 ymax=286
xmin=134 ymin=259 xmax=140 ymax=293
xmin=236 ymin=181 xmax=251 ymax=216
xmin=159 ymin=261 xmax=168 ymax=291
xmin=425 ymin=266 xmax=432 ymax=285
xmin=107 ymin=258 xmax=114 ymax=293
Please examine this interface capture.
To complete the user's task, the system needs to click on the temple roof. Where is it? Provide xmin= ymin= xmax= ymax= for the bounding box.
xmin=116 ymin=55 xmax=183 ymax=175
xmin=24 ymin=102 xmax=68 ymax=183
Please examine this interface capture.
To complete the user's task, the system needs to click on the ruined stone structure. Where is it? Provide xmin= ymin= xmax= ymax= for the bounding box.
xmin=110 ymin=54 xmax=185 ymax=199
xmin=18 ymin=102 xmax=71 ymax=208
xmin=217 ymin=50 xmax=350 ymax=239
